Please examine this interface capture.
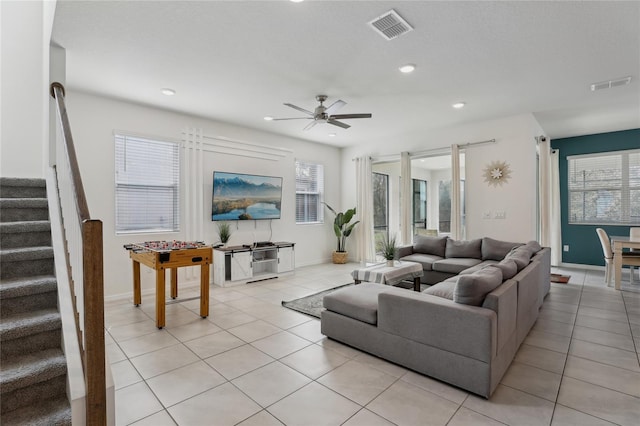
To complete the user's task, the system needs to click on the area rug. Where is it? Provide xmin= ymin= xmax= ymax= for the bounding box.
xmin=282 ymin=283 xmax=353 ymax=318
xmin=550 ymin=273 xmax=570 ymax=284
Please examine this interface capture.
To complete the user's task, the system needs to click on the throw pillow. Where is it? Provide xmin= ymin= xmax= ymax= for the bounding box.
xmin=481 ymin=237 xmax=523 ymax=261
xmin=493 ymin=259 xmax=518 ymax=280
xmin=413 ymin=235 xmax=448 ymax=257
xmin=454 ymin=267 xmax=503 ymax=306
xmin=445 ymin=238 xmax=482 ymax=259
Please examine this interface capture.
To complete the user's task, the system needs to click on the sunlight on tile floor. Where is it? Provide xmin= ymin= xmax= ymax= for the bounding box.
xmin=105 ymin=263 xmax=640 ymax=425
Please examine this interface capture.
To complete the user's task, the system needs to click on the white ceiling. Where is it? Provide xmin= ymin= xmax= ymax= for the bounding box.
xmin=51 ymin=1 xmax=640 ymax=148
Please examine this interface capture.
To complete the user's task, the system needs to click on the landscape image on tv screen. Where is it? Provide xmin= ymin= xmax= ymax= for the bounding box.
xmin=212 ymin=172 xmax=283 ymax=221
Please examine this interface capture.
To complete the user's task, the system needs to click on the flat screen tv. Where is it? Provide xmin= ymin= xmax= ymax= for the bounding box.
xmin=212 ymin=171 xmax=283 ymax=221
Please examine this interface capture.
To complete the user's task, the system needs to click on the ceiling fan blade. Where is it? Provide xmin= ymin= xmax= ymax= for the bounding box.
xmin=324 ymin=99 xmax=346 ymax=115
xmin=329 ymin=113 xmax=372 ymax=119
xmin=327 ymin=119 xmax=350 ymax=129
xmin=284 ymin=103 xmax=313 ymax=115
xmin=271 ymin=117 xmax=313 ymax=121
xmin=303 ymin=121 xmax=318 ymax=131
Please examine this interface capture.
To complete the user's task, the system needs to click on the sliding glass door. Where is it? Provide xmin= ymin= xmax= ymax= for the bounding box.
xmin=373 ymin=172 xmax=389 ymax=246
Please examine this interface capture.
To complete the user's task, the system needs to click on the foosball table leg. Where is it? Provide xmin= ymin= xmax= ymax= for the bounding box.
xmin=171 ymin=268 xmax=178 ymax=299
xmin=133 ymin=261 xmax=141 ymax=307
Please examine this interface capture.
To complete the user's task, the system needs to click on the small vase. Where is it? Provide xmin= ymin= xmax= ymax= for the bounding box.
xmin=386 ymin=260 xmax=394 ymax=267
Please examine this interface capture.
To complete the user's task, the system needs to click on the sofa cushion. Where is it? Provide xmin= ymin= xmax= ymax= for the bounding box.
xmin=323 ymin=283 xmax=405 ymax=325
xmin=458 ymin=260 xmax=498 ymax=275
xmin=523 ymin=240 xmax=542 ymax=255
xmin=413 ymin=235 xmax=448 ymax=257
xmin=432 ymin=258 xmax=482 ymax=274
xmin=454 ymin=267 xmax=503 ymax=306
xmin=398 ymin=253 xmax=443 ymax=271
xmin=505 ymin=247 xmax=532 ymax=271
xmin=493 ymin=259 xmax=519 ymax=280
xmin=481 ymin=237 xmax=523 ymax=261
xmin=446 ymin=238 xmax=482 ymax=259
xmin=423 ymin=278 xmax=456 ymax=300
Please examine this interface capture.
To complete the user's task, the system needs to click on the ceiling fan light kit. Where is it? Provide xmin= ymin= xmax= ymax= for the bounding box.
xmin=271 ymin=95 xmax=372 ymax=131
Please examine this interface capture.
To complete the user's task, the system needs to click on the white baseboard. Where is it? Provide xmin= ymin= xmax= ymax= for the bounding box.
xmin=558 ymin=262 xmax=604 ymax=271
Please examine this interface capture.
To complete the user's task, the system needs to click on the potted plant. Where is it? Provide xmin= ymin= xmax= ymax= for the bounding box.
xmin=216 ymin=221 xmax=232 ymax=246
xmin=378 ymin=233 xmax=397 ymax=266
xmin=324 ymin=203 xmax=359 ymax=264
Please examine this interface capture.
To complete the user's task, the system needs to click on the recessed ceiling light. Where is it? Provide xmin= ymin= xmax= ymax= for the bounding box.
xmin=263 ymin=116 xmax=274 ymax=121
xmin=399 ymin=64 xmax=416 ymax=73
xmin=290 ymin=0 xmax=304 ymax=3
xmin=328 ymin=133 xmax=337 ymax=137
xmin=452 ymin=102 xmax=466 ymax=109
xmin=161 ymin=88 xmax=175 ymax=96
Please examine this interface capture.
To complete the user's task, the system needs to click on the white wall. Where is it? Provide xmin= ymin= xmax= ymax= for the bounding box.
xmin=0 ymin=0 xmax=55 ymax=177
xmin=65 ymin=91 xmax=341 ymax=298
xmin=344 ymin=113 xmax=543 ymax=248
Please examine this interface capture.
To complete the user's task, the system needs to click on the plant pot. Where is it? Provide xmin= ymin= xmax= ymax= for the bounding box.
xmin=332 ymin=251 xmax=348 ymax=264
xmin=386 ymin=260 xmax=394 ymax=267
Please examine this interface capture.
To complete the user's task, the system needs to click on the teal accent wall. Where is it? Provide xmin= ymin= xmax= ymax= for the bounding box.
xmin=551 ymin=129 xmax=640 ymax=266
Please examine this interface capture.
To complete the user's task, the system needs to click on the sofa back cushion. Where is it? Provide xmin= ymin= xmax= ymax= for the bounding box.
xmin=454 ymin=266 xmax=503 ymax=306
xmin=445 ymin=238 xmax=482 ymax=259
xmin=505 ymin=247 xmax=532 ymax=271
xmin=481 ymin=237 xmax=523 ymax=261
xmin=523 ymin=240 xmax=542 ymax=255
xmin=413 ymin=235 xmax=448 ymax=257
xmin=494 ymin=259 xmax=519 ymax=280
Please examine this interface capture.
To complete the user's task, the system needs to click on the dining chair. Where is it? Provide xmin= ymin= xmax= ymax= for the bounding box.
xmin=597 ymin=228 xmax=640 ymax=286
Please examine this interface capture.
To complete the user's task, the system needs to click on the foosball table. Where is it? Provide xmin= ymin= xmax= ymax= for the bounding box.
xmin=124 ymin=241 xmax=212 ymax=328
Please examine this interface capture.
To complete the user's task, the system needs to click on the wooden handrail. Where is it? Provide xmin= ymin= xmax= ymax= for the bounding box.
xmin=50 ymin=82 xmax=91 ymax=221
xmin=50 ymin=82 xmax=106 ymax=425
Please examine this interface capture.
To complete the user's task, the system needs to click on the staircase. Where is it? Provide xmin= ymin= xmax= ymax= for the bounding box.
xmin=0 ymin=177 xmax=72 ymax=425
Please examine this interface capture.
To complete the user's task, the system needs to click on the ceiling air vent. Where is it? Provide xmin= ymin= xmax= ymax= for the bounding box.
xmin=368 ymin=9 xmax=413 ymax=41
xmin=590 ymin=76 xmax=631 ymax=91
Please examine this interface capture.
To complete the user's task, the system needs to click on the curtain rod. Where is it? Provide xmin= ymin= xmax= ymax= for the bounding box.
xmin=353 ymin=138 xmax=496 ymax=162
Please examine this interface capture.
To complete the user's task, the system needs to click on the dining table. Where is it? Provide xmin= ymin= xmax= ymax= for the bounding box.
xmin=611 ymin=235 xmax=640 ymax=290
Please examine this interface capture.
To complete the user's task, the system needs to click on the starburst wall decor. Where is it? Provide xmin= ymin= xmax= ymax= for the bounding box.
xmin=483 ymin=160 xmax=512 ymax=187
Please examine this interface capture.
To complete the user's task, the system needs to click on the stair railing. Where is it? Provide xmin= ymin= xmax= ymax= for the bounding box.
xmin=50 ymin=82 xmax=106 ymax=424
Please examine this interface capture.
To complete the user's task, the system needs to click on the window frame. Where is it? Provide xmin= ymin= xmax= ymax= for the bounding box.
xmin=295 ymin=160 xmax=324 ymax=225
xmin=567 ymin=149 xmax=640 ymax=226
xmin=114 ymin=133 xmax=181 ymax=235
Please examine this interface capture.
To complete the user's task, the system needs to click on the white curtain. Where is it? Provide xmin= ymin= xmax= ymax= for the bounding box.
xmin=355 ymin=156 xmax=376 ymax=263
xmin=400 ymin=152 xmax=412 ymax=245
xmin=450 ymin=144 xmax=462 ymax=239
xmin=538 ymin=137 xmax=562 ymax=266
xmin=550 ymin=148 xmax=562 ymax=266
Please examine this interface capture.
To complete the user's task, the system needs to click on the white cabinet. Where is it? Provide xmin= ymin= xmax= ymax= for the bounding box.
xmin=277 ymin=246 xmax=295 ymax=273
xmin=213 ymin=242 xmax=294 ymax=287
xmin=230 ymin=251 xmax=252 ymax=281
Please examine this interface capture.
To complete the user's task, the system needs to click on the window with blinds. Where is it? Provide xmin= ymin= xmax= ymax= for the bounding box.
xmin=568 ymin=149 xmax=640 ymax=225
xmin=295 ymin=160 xmax=324 ymax=224
xmin=115 ymin=134 xmax=180 ymax=234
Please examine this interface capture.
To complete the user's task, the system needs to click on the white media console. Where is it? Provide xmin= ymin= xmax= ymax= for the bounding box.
xmin=212 ymin=242 xmax=295 ymax=286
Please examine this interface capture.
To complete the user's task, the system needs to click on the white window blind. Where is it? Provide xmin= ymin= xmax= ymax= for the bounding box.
xmin=115 ymin=134 xmax=180 ymax=234
xmin=568 ymin=149 xmax=640 ymax=225
xmin=295 ymin=160 xmax=324 ymax=224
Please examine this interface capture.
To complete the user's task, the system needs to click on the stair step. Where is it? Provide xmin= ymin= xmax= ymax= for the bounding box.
xmin=0 ymin=246 xmax=54 ymax=280
xmin=0 ymin=309 xmax=61 ymax=342
xmin=0 ymin=348 xmax=67 ymax=395
xmin=0 ymin=198 xmax=49 ymax=221
xmin=0 ymin=220 xmax=51 ymax=249
xmin=0 ymin=178 xmax=46 ymax=199
xmin=0 ymin=276 xmax=59 ymax=317
xmin=0 ymin=395 xmax=71 ymax=426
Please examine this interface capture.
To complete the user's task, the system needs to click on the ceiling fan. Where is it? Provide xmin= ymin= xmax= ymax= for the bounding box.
xmin=272 ymin=95 xmax=372 ymax=130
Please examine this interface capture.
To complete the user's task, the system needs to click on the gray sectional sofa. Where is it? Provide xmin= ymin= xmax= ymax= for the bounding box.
xmin=320 ymin=236 xmax=551 ymax=398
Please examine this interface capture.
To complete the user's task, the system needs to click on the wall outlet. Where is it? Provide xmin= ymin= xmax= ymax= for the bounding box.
xmin=563 ymin=245 xmax=569 ymax=252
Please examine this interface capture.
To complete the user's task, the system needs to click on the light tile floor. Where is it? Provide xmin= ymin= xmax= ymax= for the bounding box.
xmin=105 ymin=263 xmax=640 ymax=426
